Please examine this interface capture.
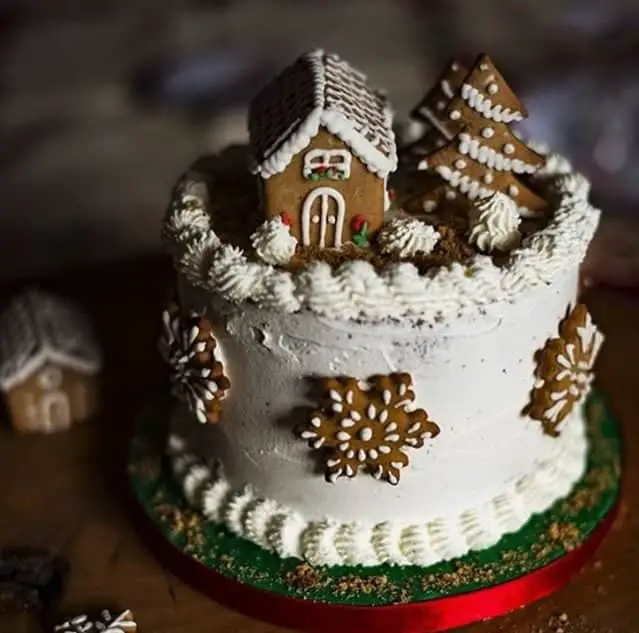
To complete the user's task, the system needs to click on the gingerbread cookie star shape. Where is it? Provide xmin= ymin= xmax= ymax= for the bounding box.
xmin=526 ymin=304 xmax=604 ymax=436
xmin=298 ymin=373 xmax=440 ymax=485
xmin=417 ymin=54 xmax=546 ymax=216
xmin=159 ymin=304 xmax=230 ymax=423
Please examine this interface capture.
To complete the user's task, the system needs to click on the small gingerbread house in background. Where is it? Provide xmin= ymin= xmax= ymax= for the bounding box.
xmin=0 ymin=289 xmax=101 ymax=434
xmin=248 ymin=49 xmax=397 ymax=249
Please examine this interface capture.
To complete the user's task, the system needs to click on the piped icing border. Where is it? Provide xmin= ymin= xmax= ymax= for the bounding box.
xmin=162 ymin=150 xmax=599 ymax=323
xmin=167 ymin=407 xmax=586 ymax=567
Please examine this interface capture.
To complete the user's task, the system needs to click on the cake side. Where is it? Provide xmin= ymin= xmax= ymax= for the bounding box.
xmin=169 ymin=261 xmax=594 ymax=566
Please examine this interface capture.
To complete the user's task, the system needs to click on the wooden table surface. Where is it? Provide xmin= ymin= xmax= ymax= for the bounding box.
xmin=0 ymin=255 xmax=638 ymax=633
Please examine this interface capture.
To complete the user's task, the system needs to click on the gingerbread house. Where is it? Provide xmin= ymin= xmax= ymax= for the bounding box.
xmin=0 ymin=290 xmax=101 ymax=433
xmin=248 ymin=50 xmax=397 ymax=249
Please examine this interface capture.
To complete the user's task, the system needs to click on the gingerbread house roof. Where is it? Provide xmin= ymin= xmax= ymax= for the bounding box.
xmin=248 ymin=49 xmax=397 ymax=180
xmin=0 ymin=289 xmax=102 ymax=392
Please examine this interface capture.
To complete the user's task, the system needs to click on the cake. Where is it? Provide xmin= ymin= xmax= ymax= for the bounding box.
xmin=160 ymin=51 xmax=603 ymax=568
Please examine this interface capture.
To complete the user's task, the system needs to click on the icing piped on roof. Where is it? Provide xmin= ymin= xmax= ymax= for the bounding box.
xmin=248 ymin=49 xmax=397 ymax=179
xmin=0 ymin=289 xmax=102 ymax=391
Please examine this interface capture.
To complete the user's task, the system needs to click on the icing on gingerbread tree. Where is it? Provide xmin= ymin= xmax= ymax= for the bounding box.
xmin=416 ymin=54 xmax=546 ymax=216
xmin=297 ymin=373 xmax=440 ymax=485
xmin=403 ymin=59 xmax=468 ymax=160
xmin=526 ymin=304 xmax=604 ymax=436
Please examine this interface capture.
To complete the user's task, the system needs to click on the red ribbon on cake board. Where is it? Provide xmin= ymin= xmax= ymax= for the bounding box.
xmin=131 ymin=496 xmax=617 ymax=633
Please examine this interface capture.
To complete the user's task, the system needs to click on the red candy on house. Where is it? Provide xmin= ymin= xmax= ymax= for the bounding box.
xmin=279 ymin=212 xmax=293 ymax=227
xmin=351 ymin=215 xmax=366 ymax=233
xmin=388 ymin=189 xmax=396 ymax=201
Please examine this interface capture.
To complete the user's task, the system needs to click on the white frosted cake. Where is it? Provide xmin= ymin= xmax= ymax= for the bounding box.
xmin=160 ymin=51 xmax=603 ymax=568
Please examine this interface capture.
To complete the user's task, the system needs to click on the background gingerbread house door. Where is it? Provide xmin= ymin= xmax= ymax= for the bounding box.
xmin=301 ymin=186 xmax=346 ymax=248
xmin=39 ymin=391 xmax=71 ymax=431
xmin=37 ymin=366 xmax=71 ymax=431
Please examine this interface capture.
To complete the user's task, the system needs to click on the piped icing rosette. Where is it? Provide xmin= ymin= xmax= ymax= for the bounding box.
xmin=250 ymin=217 xmax=298 ymax=266
xmin=468 ymin=192 xmax=522 ymax=253
xmin=377 ymin=216 xmax=440 ymax=258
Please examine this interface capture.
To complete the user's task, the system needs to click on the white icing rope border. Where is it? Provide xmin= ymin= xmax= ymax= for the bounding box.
xmin=166 ymin=408 xmax=587 ymax=567
xmin=162 ymin=151 xmax=600 ymax=323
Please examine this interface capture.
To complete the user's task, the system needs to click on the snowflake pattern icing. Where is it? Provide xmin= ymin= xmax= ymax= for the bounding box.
xmin=527 ymin=303 xmax=604 ymax=436
xmin=159 ymin=304 xmax=230 ymax=423
xmin=298 ymin=373 xmax=440 ymax=485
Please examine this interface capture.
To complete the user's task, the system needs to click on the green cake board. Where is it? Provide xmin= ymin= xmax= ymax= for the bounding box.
xmin=127 ymin=389 xmax=621 ymax=626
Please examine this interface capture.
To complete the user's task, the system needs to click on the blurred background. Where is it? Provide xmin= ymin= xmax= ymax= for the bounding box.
xmin=1 ymin=0 xmax=638 ymax=281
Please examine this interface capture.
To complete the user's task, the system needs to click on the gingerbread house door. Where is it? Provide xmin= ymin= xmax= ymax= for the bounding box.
xmin=301 ymin=187 xmax=346 ymax=248
xmin=37 ymin=366 xmax=71 ymax=431
xmin=40 ymin=391 xmax=71 ymax=431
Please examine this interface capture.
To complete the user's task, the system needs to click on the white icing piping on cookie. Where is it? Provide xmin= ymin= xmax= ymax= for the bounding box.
xmin=458 ymin=133 xmax=538 ymax=174
xmin=436 ymin=165 xmax=493 ymax=200
xmin=252 ymin=50 xmax=397 ymax=180
xmin=167 ymin=406 xmax=587 ymax=567
xmin=162 ymin=154 xmax=599 ymax=324
xmin=435 ymin=165 xmax=543 ymax=217
xmin=460 ymin=83 xmax=523 ymax=123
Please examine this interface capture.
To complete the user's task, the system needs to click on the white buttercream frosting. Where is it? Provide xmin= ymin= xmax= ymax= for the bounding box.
xmin=179 ymin=230 xmax=221 ymax=286
xmin=208 ymin=244 xmax=266 ymax=303
xmin=377 ymin=216 xmax=440 ymax=258
xmin=254 ymin=270 xmax=302 ymax=313
xmin=468 ymin=192 xmax=522 ymax=253
xmin=250 ymin=217 xmax=298 ymax=266
xmin=537 ymin=153 xmax=573 ymax=177
xmin=550 ymin=172 xmax=591 ymax=201
xmin=163 ymin=152 xmax=600 ymax=324
xmin=167 ymin=405 xmax=587 ymax=566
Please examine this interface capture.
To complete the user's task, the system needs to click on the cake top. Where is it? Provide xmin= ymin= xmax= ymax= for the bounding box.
xmin=248 ymin=49 xmax=397 ymax=179
xmin=162 ymin=51 xmax=600 ymax=324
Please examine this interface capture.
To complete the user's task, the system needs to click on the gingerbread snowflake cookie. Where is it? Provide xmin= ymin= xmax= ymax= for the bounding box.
xmin=526 ymin=304 xmax=604 ymax=436
xmin=159 ymin=304 xmax=230 ymax=423
xmin=298 ymin=373 xmax=440 ymax=485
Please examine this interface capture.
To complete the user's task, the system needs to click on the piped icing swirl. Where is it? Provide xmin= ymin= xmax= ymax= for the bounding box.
xmin=162 ymin=152 xmax=600 ymax=324
xmin=250 ymin=217 xmax=298 ymax=266
xmin=468 ymin=192 xmax=522 ymax=253
xmin=377 ymin=216 xmax=440 ymax=258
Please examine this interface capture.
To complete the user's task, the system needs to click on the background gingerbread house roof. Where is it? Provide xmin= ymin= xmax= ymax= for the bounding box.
xmin=248 ymin=49 xmax=397 ymax=180
xmin=0 ymin=289 xmax=102 ymax=392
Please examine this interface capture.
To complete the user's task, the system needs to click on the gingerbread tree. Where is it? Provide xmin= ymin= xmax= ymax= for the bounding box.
xmin=415 ymin=54 xmax=546 ymax=216
xmin=403 ymin=59 xmax=468 ymax=159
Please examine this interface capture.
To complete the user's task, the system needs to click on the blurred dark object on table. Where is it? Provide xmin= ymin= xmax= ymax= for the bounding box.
xmin=0 ymin=547 xmax=68 ymax=633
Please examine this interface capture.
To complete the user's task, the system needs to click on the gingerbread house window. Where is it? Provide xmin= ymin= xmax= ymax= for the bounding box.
xmin=303 ymin=149 xmax=352 ymax=181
